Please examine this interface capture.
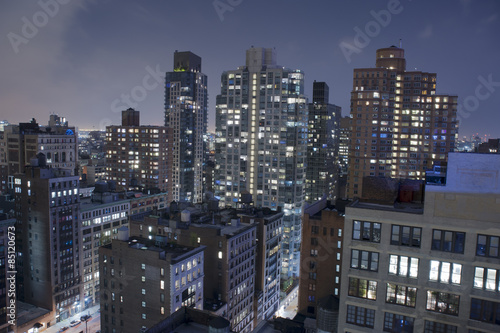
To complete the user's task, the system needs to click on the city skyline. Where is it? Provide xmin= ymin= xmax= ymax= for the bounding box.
xmin=1 ymin=1 xmax=499 ymax=138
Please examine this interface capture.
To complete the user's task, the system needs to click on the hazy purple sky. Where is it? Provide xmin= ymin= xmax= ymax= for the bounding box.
xmin=1 ymin=0 xmax=499 ymax=138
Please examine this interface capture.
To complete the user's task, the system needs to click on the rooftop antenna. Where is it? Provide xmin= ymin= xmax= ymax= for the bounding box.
xmin=399 ymin=39 xmax=402 ymax=48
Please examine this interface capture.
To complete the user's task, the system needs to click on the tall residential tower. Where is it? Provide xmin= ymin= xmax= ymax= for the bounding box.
xmin=165 ymin=51 xmax=208 ymax=203
xmin=215 ymin=47 xmax=307 ymax=278
xmin=347 ymin=46 xmax=458 ymax=198
xmin=305 ymin=81 xmax=341 ymax=203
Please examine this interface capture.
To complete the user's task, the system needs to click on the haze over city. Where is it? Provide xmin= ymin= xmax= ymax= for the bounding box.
xmin=1 ymin=0 xmax=499 ymax=138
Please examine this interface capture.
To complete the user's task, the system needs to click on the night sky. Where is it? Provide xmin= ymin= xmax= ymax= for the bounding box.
xmin=1 ymin=0 xmax=499 ymax=139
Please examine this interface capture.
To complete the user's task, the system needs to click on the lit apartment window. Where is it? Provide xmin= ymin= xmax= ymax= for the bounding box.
xmin=142 ymin=301 xmax=146 ymax=307
xmin=386 ymin=283 xmax=417 ymax=307
xmin=218 ymin=251 xmax=223 ymax=259
xmin=426 ymin=291 xmax=459 ymax=316
xmin=389 ymin=255 xmax=419 ymax=278
xmin=160 ymin=280 xmax=164 ymax=290
xmin=348 ymin=277 xmax=377 ymax=300
xmin=473 ymin=267 xmax=500 ymax=291
xmin=429 ymin=260 xmax=462 ymax=284
xmin=141 ymin=289 xmax=145 ymax=295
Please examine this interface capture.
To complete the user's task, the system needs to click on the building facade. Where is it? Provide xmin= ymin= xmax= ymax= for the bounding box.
xmin=240 ymin=209 xmax=283 ymax=324
xmin=105 ymin=109 xmax=168 ymax=192
xmin=165 ymin=51 xmax=208 ymax=204
xmin=99 ymin=235 xmax=205 ymax=333
xmin=305 ymin=81 xmax=341 ymax=203
xmin=298 ymin=199 xmax=344 ymax=318
xmin=347 ymin=46 xmax=458 ymax=198
xmin=0 ymin=117 xmax=78 ymax=194
xmin=215 ymin=47 xmax=307 ymax=278
xmin=14 ymin=163 xmax=82 ymax=324
xmin=339 ymin=153 xmax=500 ymax=333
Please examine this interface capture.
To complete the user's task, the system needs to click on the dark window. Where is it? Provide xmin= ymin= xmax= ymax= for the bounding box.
xmin=351 ymin=250 xmax=379 ymax=271
xmin=311 ymin=238 xmax=318 ymax=246
xmin=383 ymin=312 xmax=414 ymax=332
xmin=431 ymin=230 xmax=465 ymax=253
xmin=386 ymin=283 xmax=417 ymax=307
xmin=476 ymin=235 xmax=499 ymax=258
xmin=426 ymin=291 xmax=460 ymax=316
xmin=353 ymin=221 xmax=381 ymax=242
xmin=346 ymin=305 xmax=375 ymax=328
xmin=424 ymin=320 xmax=457 ymax=333
xmin=348 ymin=277 xmax=377 ymax=300
xmin=470 ymin=298 xmax=500 ymax=325
xmin=311 ymin=226 xmax=319 ymax=234
xmin=391 ymin=225 xmax=421 ymax=247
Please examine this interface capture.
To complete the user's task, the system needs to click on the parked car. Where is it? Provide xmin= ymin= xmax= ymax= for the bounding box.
xmin=80 ymin=314 xmax=92 ymax=322
xmin=70 ymin=320 xmax=80 ymax=327
xmin=58 ymin=326 xmax=69 ymax=332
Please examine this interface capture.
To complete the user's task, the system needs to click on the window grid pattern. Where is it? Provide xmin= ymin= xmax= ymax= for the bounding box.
xmin=391 ymin=225 xmax=421 ymax=247
xmin=476 ymin=235 xmax=499 ymax=258
xmin=429 ymin=260 xmax=462 ymax=284
xmin=426 ymin=291 xmax=460 ymax=316
xmin=389 ymin=254 xmax=419 ymax=278
xmin=424 ymin=320 xmax=457 ymax=333
xmin=431 ymin=229 xmax=465 ymax=253
xmin=383 ymin=312 xmax=414 ymax=332
xmin=348 ymin=277 xmax=377 ymax=300
xmin=353 ymin=221 xmax=381 ymax=243
xmin=470 ymin=298 xmax=500 ymax=326
xmin=386 ymin=283 xmax=417 ymax=307
xmin=473 ymin=267 xmax=500 ymax=291
xmin=346 ymin=305 xmax=375 ymax=328
xmin=351 ymin=249 xmax=379 ymax=271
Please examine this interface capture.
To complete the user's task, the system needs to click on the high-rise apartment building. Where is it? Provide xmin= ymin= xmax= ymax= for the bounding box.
xmin=339 ymin=153 xmax=500 ymax=333
xmin=99 ymin=234 xmax=205 ymax=333
xmin=165 ymin=51 xmax=208 ymax=203
xmin=298 ymin=198 xmax=344 ymax=318
xmin=338 ymin=117 xmax=351 ymax=199
xmin=347 ymin=46 xmax=458 ymax=198
xmin=105 ymin=109 xmax=168 ymax=192
xmin=305 ymin=81 xmax=341 ymax=203
xmin=215 ymin=47 xmax=307 ymax=278
xmin=14 ymin=159 xmax=82 ymax=324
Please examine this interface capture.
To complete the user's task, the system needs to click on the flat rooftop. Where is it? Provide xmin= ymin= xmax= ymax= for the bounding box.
xmin=427 ymin=152 xmax=500 ymax=195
